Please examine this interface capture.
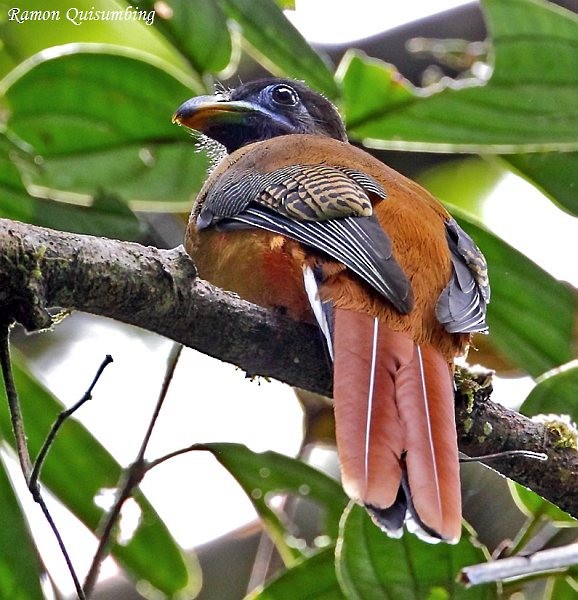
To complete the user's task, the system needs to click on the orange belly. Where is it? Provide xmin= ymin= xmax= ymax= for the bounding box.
xmin=187 ymin=227 xmax=315 ymax=323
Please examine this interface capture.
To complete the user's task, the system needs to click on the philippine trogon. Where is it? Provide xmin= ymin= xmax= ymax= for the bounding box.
xmin=173 ymin=78 xmax=490 ymax=543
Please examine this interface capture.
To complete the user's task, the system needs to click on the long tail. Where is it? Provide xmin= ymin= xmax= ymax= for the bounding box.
xmin=332 ymin=307 xmax=461 ymax=543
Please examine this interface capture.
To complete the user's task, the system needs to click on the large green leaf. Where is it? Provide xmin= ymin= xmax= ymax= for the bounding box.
xmin=0 ymin=189 xmax=144 ymax=239
xmin=509 ymin=480 xmax=577 ymax=526
xmin=0 ymin=132 xmax=35 ymax=209
xmin=138 ymin=0 xmax=232 ymax=75
xmin=336 ymin=503 xmax=494 ymax=599
xmin=2 ymin=47 xmax=208 ymax=210
xmin=418 ymin=161 xmax=576 ymax=375
xmin=339 ymin=0 xmax=578 ymax=151
xmin=2 ymin=47 xmax=195 ymax=155
xmin=520 ymin=362 xmax=578 ymax=421
xmin=0 ymin=134 xmax=143 ymax=238
xmin=220 ymin=0 xmax=338 ymax=98
xmin=0 ymin=354 xmax=196 ymax=597
xmin=0 ymin=0 xmax=191 ymax=80
xmin=501 ymin=152 xmax=578 ymax=217
xmin=337 ymin=51 xmax=415 ymax=135
xmin=417 ymin=156 xmax=505 ymax=219
xmin=199 ymin=443 xmax=348 ymax=564
xmin=453 ymin=210 xmax=575 ymax=376
xmin=17 ymin=140 xmax=210 ymax=212
xmin=0 ymin=458 xmax=45 ymax=600
xmin=249 ymin=546 xmax=345 ymax=600
xmin=547 ymin=576 xmax=578 ymax=600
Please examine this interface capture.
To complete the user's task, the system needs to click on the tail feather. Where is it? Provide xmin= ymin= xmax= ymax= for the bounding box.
xmin=333 ymin=308 xmax=412 ymax=508
xmin=332 ymin=307 xmax=462 ymax=543
xmin=367 ymin=469 xmax=443 ymax=542
xmin=366 ymin=483 xmax=407 ymax=538
xmin=396 ymin=344 xmax=461 ymax=542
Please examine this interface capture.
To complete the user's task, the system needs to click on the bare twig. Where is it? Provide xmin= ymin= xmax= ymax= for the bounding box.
xmin=0 ymin=323 xmax=87 ymax=599
xmin=461 ymin=543 xmax=578 ymax=586
xmin=0 ymin=322 xmax=33 ymax=479
xmin=146 ymin=442 xmax=200 ymax=471
xmin=83 ymin=343 xmax=183 ymax=597
xmin=30 ymin=354 xmax=114 ymax=496
xmin=0 ymin=218 xmax=328 ymax=394
xmin=36 ymin=499 xmax=87 ymax=600
xmin=460 ymin=450 xmax=548 ymax=463
xmin=137 ymin=344 xmax=183 ymax=455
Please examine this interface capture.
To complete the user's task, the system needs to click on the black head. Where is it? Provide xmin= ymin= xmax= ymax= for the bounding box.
xmin=173 ymin=78 xmax=347 ymax=153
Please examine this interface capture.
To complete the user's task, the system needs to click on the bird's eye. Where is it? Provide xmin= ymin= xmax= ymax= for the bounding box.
xmin=270 ymin=85 xmax=299 ymax=106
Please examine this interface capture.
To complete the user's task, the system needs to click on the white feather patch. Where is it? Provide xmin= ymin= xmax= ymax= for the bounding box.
xmin=415 ymin=345 xmax=443 ymax=520
xmin=302 ymin=265 xmax=333 ymax=360
xmin=364 ymin=317 xmax=379 ymax=492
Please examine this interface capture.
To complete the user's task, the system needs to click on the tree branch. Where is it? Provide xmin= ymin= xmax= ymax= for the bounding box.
xmin=460 ymin=542 xmax=578 ymax=586
xmin=2 ymin=217 xmax=578 ymax=518
xmin=454 ymin=372 xmax=578 ymax=519
xmin=0 ymin=217 xmax=329 ymax=393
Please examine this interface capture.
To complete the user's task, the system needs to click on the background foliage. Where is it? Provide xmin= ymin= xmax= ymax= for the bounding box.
xmin=0 ymin=0 xmax=577 ymax=598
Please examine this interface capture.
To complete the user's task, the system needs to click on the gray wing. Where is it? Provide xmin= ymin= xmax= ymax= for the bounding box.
xmin=196 ymin=162 xmax=413 ymax=314
xmin=436 ymin=218 xmax=490 ymax=334
xmin=196 ymin=163 xmax=384 ymax=227
xmin=223 ymin=206 xmax=413 ymax=314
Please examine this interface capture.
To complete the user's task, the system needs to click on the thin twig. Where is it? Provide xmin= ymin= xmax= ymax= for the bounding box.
xmin=460 ymin=450 xmax=548 ymax=463
xmin=30 ymin=355 xmax=114 ymax=498
xmin=146 ymin=442 xmax=200 ymax=471
xmin=37 ymin=499 xmax=87 ymax=599
xmin=138 ymin=344 xmax=183 ymax=455
xmin=0 ymin=322 xmax=33 ymax=479
xmin=0 ymin=324 xmax=87 ymax=599
xmin=83 ymin=343 xmax=183 ymax=597
xmin=460 ymin=543 xmax=578 ymax=586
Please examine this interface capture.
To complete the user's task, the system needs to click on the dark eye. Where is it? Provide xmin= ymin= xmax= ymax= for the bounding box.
xmin=270 ymin=85 xmax=299 ymax=106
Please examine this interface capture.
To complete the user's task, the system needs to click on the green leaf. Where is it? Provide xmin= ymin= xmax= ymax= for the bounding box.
xmin=417 ymin=157 xmax=505 ymax=219
xmin=0 ymin=353 xmax=197 ymax=596
xmin=0 ymin=133 xmax=35 ymax=210
xmin=0 ymin=0 xmax=192 ymax=80
xmin=509 ymin=481 xmax=577 ymax=525
xmin=337 ymin=51 xmax=415 ymax=129
xmin=339 ymin=0 xmax=578 ymax=152
xmin=336 ymin=503 xmax=494 ymax=599
xmin=249 ymin=546 xmax=345 ymax=600
xmin=520 ymin=362 xmax=578 ymax=421
xmin=199 ymin=443 xmax=348 ymax=564
xmin=0 ymin=191 xmax=144 ymax=239
xmin=220 ymin=0 xmax=338 ymax=98
xmin=547 ymin=576 xmax=578 ymax=600
xmin=453 ymin=211 xmax=575 ymax=376
xmin=501 ymin=152 xmax=578 ymax=217
xmin=138 ymin=0 xmax=232 ymax=74
xmin=3 ymin=46 xmax=194 ymax=155
xmin=0 ymin=458 xmax=45 ymax=600
xmin=2 ymin=47 xmax=208 ymax=209
xmin=421 ymin=165 xmax=576 ymax=375
xmin=17 ymin=140 xmax=210 ymax=212
xmin=0 ymin=133 xmax=144 ymax=238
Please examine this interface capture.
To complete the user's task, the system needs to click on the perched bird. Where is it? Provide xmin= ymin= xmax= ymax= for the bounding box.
xmin=173 ymin=78 xmax=489 ymax=543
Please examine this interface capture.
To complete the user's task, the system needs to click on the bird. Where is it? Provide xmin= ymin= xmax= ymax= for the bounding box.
xmin=173 ymin=78 xmax=489 ymax=543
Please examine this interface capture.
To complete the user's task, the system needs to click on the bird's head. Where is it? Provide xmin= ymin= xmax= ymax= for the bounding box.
xmin=173 ymin=78 xmax=347 ymax=153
